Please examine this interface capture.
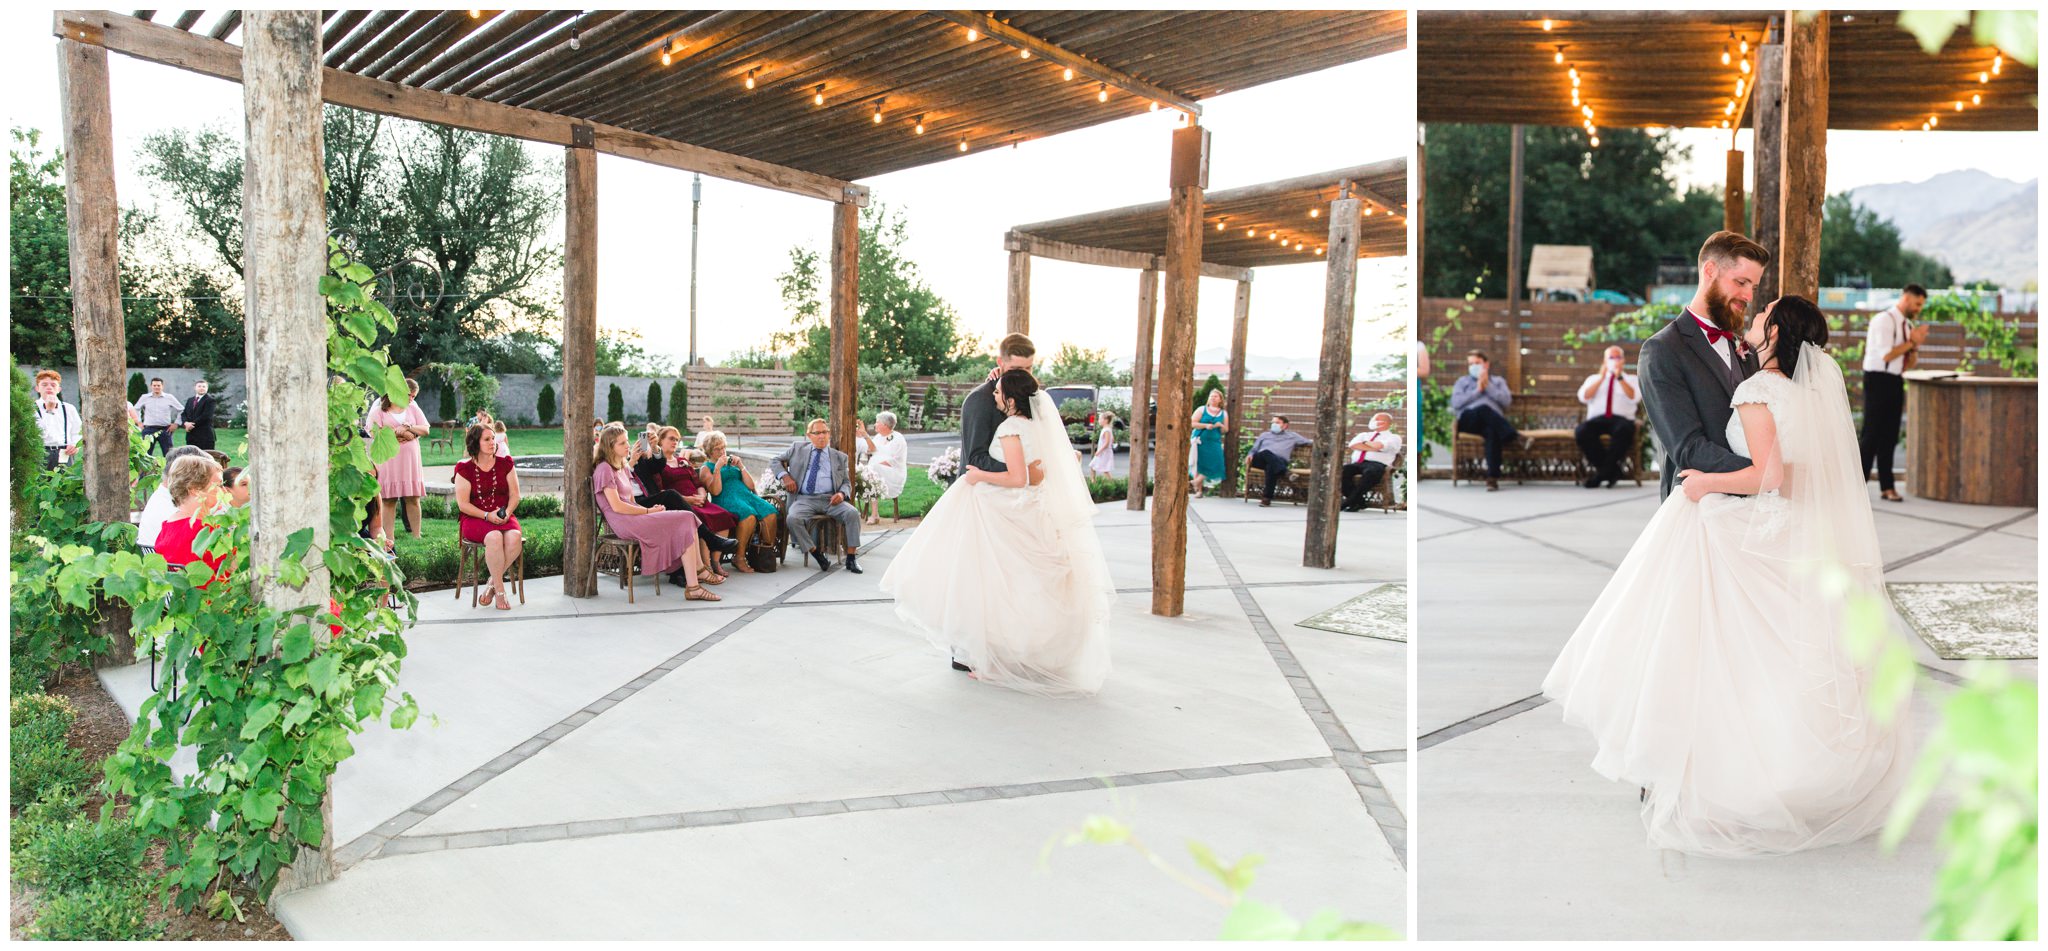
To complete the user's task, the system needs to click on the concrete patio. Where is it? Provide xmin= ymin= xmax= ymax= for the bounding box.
xmin=1416 ymin=479 xmax=2036 ymax=940
xmin=102 ymin=497 xmax=1406 ymax=939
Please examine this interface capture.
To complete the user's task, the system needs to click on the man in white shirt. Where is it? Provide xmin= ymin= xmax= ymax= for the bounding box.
xmin=1859 ymin=284 xmax=1927 ymax=502
xmin=131 ymin=376 xmax=184 ymax=457
xmin=30 ymin=370 xmax=83 ymax=469
xmin=1341 ymin=412 xmax=1401 ymax=511
xmin=1574 ymin=345 xmax=1641 ymax=488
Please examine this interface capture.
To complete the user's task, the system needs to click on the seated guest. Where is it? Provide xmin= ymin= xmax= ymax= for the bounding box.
xmin=593 ymin=427 xmax=720 ymax=599
xmin=1246 ymin=415 xmax=1314 ymax=507
xmin=453 ymin=424 xmax=525 ymax=612
xmin=220 ymin=466 xmax=251 ymax=509
xmin=152 ymin=454 xmax=228 ymax=587
xmin=633 ymin=426 xmax=740 ymax=571
xmin=700 ymin=430 xmax=779 ymax=562
xmin=1574 ymin=345 xmax=1639 ymax=489
xmin=1342 ymin=412 xmax=1402 ymax=512
xmin=138 ymin=445 xmax=209 ymax=551
xmin=1451 ymin=349 xmax=1521 ymax=492
xmin=856 ymin=412 xmax=909 ymax=525
xmin=772 ymin=418 xmax=864 ymax=573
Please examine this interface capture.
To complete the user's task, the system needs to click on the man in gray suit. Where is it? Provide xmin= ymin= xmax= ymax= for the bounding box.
xmin=774 ymin=418 xmax=864 ymax=573
xmin=1638 ymin=230 xmax=1768 ymax=500
xmin=959 ymin=332 xmax=1045 ymax=484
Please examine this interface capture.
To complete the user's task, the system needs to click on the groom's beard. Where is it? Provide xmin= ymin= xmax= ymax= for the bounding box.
xmin=1703 ymin=283 xmax=1747 ymax=334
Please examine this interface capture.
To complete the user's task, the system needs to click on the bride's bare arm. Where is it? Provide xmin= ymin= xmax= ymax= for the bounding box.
xmin=967 ymin=435 xmax=1031 ymax=488
xmin=1677 ymin=403 xmax=1782 ymax=499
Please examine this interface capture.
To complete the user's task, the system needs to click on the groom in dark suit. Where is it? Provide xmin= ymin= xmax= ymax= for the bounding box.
xmin=1639 ymin=231 xmax=1769 ymax=500
xmin=949 ymin=331 xmax=1043 ymax=673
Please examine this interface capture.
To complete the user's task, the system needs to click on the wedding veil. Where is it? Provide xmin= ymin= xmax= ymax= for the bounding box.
xmin=1024 ymin=389 xmax=1115 ymax=625
xmin=1737 ymin=340 xmax=1883 ymax=584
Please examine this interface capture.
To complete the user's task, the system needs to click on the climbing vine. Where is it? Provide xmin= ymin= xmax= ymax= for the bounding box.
xmin=1921 ymin=290 xmax=2037 ymax=378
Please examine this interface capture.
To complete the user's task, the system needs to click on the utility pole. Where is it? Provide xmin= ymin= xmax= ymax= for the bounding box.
xmin=689 ymin=173 xmax=702 ymax=367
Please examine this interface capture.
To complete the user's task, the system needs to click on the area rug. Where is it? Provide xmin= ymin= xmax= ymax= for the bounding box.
xmin=1888 ymin=582 xmax=2038 ymax=660
xmin=1296 ymin=584 xmax=1406 ymax=642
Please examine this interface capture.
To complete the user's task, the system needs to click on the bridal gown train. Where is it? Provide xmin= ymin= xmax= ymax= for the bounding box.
xmin=1542 ymin=364 xmax=1914 ymax=857
xmin=879 ymin=394 xmax=1114 ymax=697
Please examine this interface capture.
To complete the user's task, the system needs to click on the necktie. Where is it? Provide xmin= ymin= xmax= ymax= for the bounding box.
xmin=803 ymin=447 xmax=823 ymax=495
xmin=1604 ymin=376 xmax=1615 ymax=418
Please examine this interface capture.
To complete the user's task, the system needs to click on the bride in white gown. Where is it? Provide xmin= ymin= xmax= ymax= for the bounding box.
xmin=879 ymin=369 xmax=1114 ymax=697
xmin=1543 ymin=295 xmax=1914 ymax=856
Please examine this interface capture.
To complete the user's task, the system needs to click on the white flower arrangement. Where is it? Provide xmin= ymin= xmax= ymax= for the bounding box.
xmin=927 ymin=446 xmax=962 ymax=486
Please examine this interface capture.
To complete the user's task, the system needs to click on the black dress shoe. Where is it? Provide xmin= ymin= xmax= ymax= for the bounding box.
xmin=666 ymin=569 xmax=692 ymax=587
xmin=1583 ymin=473 xmax=1602 ymax=489
xmin=951 ymin=660 xmax=973 ymax=672
xmin=810 ymin=548 xmax=832 ymax=571
xmin=707 ymin=533 xmax=741 ymax=554
xmin=843 ymin=553 xmax=863 ymax=574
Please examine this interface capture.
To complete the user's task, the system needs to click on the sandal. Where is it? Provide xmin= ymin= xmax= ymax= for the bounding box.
xmin=493 ymin=583 xmax=511 ymax=611
xmin=476 ymin=587 xmax=495 ymax=608
xmin=734 ymin=561 xmax=756 ymax=574
xmin=697 ymin=570 xmax=724 ymax=585
xmin=685 ymin=585 xmax=722 ymax=602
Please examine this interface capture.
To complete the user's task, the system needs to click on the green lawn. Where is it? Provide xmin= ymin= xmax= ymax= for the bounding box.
xmin=202 ymin=427 xmax=571 ymax=469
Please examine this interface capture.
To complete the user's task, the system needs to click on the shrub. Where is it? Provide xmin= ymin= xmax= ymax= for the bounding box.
xmin=11 ymin=786 xmax=86 ymax=856
xmin=127 ymin=372 xmax=146 ymax=403
xmin=26 ymin=880 xmax=164 ymax=941
xmin=1085 ymin=476 xmax=1154 ymax=505
xmin=669 ymin=379 xmax=688 ymax=429
xmin=536 ymin=383 xmax=556 ymax=425
xmin=607 ymin=383 xmax=625 ymax=423
xmin=516 ymin=494 xmax=563 ymax=519
xmin=646 ymin=381 xmax=663 ymax=424
xmin=437 ymin=379 xmax=459 ymax=421
xmin=15 ymin=817 xmax=146 ymax=895
xmin=11 ymin=694 xmax=92 ymax=802
xmin=12 ymin=357 xmax=44 ymax=511
xmin=1193 ymin=373 xmax=1224 ymax=410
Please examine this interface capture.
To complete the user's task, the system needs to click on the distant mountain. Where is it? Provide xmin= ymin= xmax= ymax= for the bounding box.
xmin=1848 ymin=170 xmax=2038 ymax=287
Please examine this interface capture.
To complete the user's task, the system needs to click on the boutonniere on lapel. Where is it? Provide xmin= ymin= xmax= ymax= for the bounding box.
xmin=1735 ymin=340 xmax=1753 ymax=361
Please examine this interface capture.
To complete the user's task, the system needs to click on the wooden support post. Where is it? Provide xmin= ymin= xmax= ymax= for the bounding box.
xmin=1221 ymin=279 xmax=1251 ymax=498
xmin=1305 ymin=198 xmax=1361 ymax=569
xmin=1778 ymin=11 xmax=1828 ymax=300
xmin=57 ymin=30 xmax=135 ymax=668
xmin=1126 ymin=268 xmax=1160 ymax=511
xmin=1724 ymin=149 xmax=1746 ymax=234
xmin=1414 ymin=123 xmax=1427 ymax=317
xmin=1151 ymin=124 xmax=1208 ymax=617
xmin=1752 ymin=26 xmax=1786 ymax=303
xmin=1505 ymin=124 xmax=1525 ymax=389
xmin=241 ymin=8 xmax=332 ymax=893
xmin=1005 ymin=249 xmax=1030 ymax=335
xmin=559 ymin=141 xmax=597 ymax=597
xmin=828 ymin=199 xmax=860 ymax=461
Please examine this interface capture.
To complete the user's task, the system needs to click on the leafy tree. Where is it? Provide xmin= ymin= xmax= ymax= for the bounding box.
xmin=10 ymin=129 xmax=79 ymax=367
xmin=1821 ymin=193 xmax=1954 ymax=288
xmin=127 ymin=373 xmax=146 ymax=403
xmin=1423 ymin=124 xmax=1728 ymax=298
xmin=1042 ymin=343 xmax=1128 ymax=387
xmin=137 ymin=107 xmax=563 ymax=373
xmin=435 ymin=379 xmax=459 ymax=422
xmin=606 ymin=383 xmax=625 ymax=424
xmin=646 ymin=381 xmax=662 ymax=424
xmin=725 ymin=347 xmax=781 ymax=369
xmin=668 ymin=380 xmax=688 ymax=429
xmin=770 ymin=202 xmax=973 ymax=376
xmin=535 ymin=382 xmax=556 ymax=426
xmin=1193 ymin=373 xmax=1224 ymax=409
xmin=593 ymin=327 xmax=670 ymax=377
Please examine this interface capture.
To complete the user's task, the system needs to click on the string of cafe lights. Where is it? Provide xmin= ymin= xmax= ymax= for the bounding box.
xmin=1207 ymin=189 xmax=1398 ymax=258
xmin=1719 ymin=30 xmax=1754 ymax=132
xmin=1924 ymin=51 xmax=2003 ymax=131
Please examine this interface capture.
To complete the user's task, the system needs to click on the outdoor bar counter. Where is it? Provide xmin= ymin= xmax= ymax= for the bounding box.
xmin=1906 ymin=374 xmax=2037 ymax=507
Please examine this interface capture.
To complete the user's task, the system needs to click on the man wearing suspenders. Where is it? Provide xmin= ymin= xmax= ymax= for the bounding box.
xmin=1859 ymin=284 xmax=1928 ymax=502
xmin=31 ymin=370 xmax=82 ymax=469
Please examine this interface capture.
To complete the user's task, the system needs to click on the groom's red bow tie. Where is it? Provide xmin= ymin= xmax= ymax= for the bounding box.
xmin=1700 ymin=324 xmax=1736 ymax=346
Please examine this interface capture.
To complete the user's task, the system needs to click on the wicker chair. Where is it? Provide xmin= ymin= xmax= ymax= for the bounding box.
xmin=1354 ymin=450 xmax=1404 ymax=512
xmin=1242 ymin=443 xmax=1316 ymax=504
xmin=1451 ymin=394 xmax=1646 ymax=486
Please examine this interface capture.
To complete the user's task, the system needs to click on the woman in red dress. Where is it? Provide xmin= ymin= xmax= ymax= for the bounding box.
xmin=153 ymin=455 xmax=229 ymax=587
xmin=453 ymin=424 xmax=523 ymax=611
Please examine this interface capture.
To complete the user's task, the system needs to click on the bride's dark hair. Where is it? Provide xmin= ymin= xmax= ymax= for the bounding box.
xmin=1764 ymin=295 xmax=1829 ymax=377
xmin=996 ymin=368 xmax=1039 ymax=419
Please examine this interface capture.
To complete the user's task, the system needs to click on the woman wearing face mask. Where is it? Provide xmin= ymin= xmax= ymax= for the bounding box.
xmin=1573 ymin=345 xmax=1641 ymax=489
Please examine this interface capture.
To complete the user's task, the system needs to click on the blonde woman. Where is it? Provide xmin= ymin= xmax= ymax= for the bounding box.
xmin=700 ymin=430 xmax=778 ymax=559
xmin=370 ymin=378 xmax=430 ymax=550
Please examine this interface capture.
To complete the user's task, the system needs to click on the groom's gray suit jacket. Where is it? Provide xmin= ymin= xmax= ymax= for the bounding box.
xmin=1638 ymin=312 xmax=1760 ymax=500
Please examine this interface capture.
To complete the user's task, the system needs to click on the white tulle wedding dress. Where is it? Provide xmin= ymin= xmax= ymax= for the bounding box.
xmin=879 ymin=390 xmax=1114 ymax=698
xmin=1542 ymin=344 xmax=1914 ymax=856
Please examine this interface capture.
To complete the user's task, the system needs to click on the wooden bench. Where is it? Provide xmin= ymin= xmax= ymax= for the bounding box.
xmin=1242 ymin=443 xmax=1315 ymax=505
xmin=1451 ymin=394 xmax=1646 ymax=486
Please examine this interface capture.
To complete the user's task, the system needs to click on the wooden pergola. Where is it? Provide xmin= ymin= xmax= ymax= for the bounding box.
xmin=1008 ymin=159 xmax=1408 ymax=612
xmin=1415 ymin=10 xmax=2039 ymax=383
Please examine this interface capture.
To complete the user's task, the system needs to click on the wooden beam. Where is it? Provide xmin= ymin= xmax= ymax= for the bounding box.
xmin=240 ymin=10 xmax=332 ymax=892
xmin=925 ymin=11 xmax=1203 ymax=116
xmin=52 ymin=10 xmax=867 ymax=207
xmin=1415 ymin=123 xmax=1427 ymax=320
xmin=828 ymin=200 xmax=860 ymax=463
xmin=1126 ymin=268 xmax=1159 ymax=511
xmin=1006 ymin=248 xmax=1030 ymax=335
xmin=1723 ymin=148 xmax=1745 ymax=233
xmin=57 ymin=30 xmax=135 ymax=669
xmin=1221 ymin=279 xmax=1251 ymax=498
xmin=1505 ymin=124 xmax=1525 ymax=389
xmin=1151 ymin=124 xmax=1207 ymax=618
xmin=1778 ymin=10 xmax=1827 ymax=299
xmin=1305 ymin=197 xmax=1361 ymax=569
xmin=1013 ymin=160 xmax=1403 ymax=235
xmin=1003 ymin=230 xmax=1255 ymax=281
xmin=1752 ymin=27 xmax=1786 ymax=303
xmin=560 ymin=144 xmax=598 ymax=598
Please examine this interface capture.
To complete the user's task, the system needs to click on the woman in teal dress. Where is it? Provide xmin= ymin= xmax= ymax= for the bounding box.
xmin=698 ymin=431 xmax=779 ymax=555
xmin=1191 ymin=388 xmax=1228 ymax=495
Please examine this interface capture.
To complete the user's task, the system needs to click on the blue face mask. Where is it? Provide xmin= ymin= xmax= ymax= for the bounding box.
xmin=1269 ymin=423 xmax=1283 ymax=434
xmin=1468 ymin=364 xmax=1484 ymax=378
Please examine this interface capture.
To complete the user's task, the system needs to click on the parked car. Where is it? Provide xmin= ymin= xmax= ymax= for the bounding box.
xmin=1044 ymin=384 xmax=1101 ymax=446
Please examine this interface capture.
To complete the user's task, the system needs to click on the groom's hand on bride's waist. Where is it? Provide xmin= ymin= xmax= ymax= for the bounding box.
xmin=1028 ymin=460 xmax=1045 ymax=485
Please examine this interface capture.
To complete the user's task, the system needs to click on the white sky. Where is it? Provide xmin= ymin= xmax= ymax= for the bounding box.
xmin=1668 ymin=127 xmax=2041 ymax=195
xmin=3 ymin=13 xmax=1411 ymax=376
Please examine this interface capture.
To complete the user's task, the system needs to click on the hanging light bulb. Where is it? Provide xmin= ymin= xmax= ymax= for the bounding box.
xmin=1590 ymin=135 xmax=1601 ymax=148
xmin=1363 ymin=206 xmax=1373 ymax=216
xmin=1973 ymin=92 xmax=1982 ymax=105
xmin=1993 ymin=54 xmax=2002 ymax=75
xmin=1216 ymin=219 xmax=1226 ymax=231
xmin=1317 ymin=246 xmax=1326 ymax=255
xmin=1740 ymin=58 xmax=1751 ymax=74
xmin=469 ymin=10 xmax=481 ymax=18
xmin=1735 ymin=77 xmax=1745 ymax=97
xmin=1980 ymin=71 xmax=1990 ymax=83
xmin=568 ymin=25 xmax=580 ymax=50
xmin=1247 ymin=227 xmax=1256 ymax=238
xmin=1310 ymin=208 xmax=1321 ymax=218
xmin=1097 ymin=83 xmax=1108 ymax=103
xmin=1281 ymin=238 xmax=1290 ymax=248
xmin=1721 ymin=45 xmax=1731 ymax=66
xmin=1568 ymin=65 xmax=1578 ymax=80
xmin=1554 ymin=45 xmax=1565 ymax=64
xmin=1721 ymin=119 xmax=1730 ymax=129
xmin=1929 ymin=114 xmax=1938 ymax=128
xmin=1921 ymin=121 xmax=1931 ymax=131
xmin=1019 ymin=49 xmax=1030 ymax=59
xmin=1740 ymin=36 xmax=1749 ymax=55
xmin=913 ymin=114 xmax=926 ymax=135
xmin=661 ymin=37 xmax=673 ymax=67
xmin=1954 ymin=100 xmax=1964 ymax=112
xmin=813 ymin=84 xmax=825 ymax=106
xmin=965 ymin=27 xmax=977 ymax=41
xmin=1268 ymin=231 xmax=1278 ymax=241
xmin=1582 ymin=104 xmax=1594 ymax=118
xmin=1724 ymin=99 xmax=1735 ymax=115
xmin=744 ymin=67 xmax=758 ymax=90
xmin=872 ymin=99 xmax=884 ymax=124
xmin=1542 ymin=18 xmax=1553 ymax=31
xmin=958 ymin=138 xmax=969 ymax=152
xmin=1571 ymin=73 xmax=1581 ymax=89
xmin=1571 ymin=90 xmax=1580 ymax=106
xmin=1148 ymin=101 xmax=1159 ymax=112
xmin=1062 ymin=67 xmax=1073 ymax=81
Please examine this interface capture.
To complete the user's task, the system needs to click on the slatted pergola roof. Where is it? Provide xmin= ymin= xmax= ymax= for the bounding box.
xmin=116 ymin=9 xmax=1407 ymax=185
xmin=1417 ymin=10 xmax=2037 ymax=132
xmin=1011 ymin=160 xmax=1408 ymax=270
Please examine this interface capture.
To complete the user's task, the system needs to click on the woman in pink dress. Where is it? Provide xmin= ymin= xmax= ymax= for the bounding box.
xmin=369 ymin=378 xmax=430 ymax=552
xmin=594 ymin=428 xmax=721 ymax=600
xmin=454 ymin=425 xmax=524 ymax=611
